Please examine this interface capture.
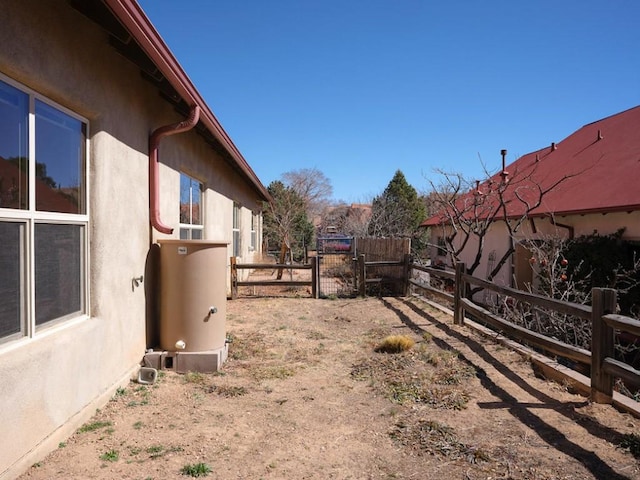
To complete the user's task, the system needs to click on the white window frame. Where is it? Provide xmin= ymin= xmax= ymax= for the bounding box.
xmin=0 ymin=73 xmax=89 ymax=345
xmin=232 ymin=202 xmax=241 ymax=257
xmin=250 ymin=212 xmax=257 ymax=251
xmin=178 ymin=172 xmax=204 ymax=240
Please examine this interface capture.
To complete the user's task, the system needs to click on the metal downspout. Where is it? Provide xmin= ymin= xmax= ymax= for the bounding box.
xmin=149 ymin=105 xmax=201 ymax=234
xmin=549 ymin=216 xmax=575 ymax=240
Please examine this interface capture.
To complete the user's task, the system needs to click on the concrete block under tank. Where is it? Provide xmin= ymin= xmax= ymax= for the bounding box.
xmin=143 ymin=345 xmax=229 ymax=373
xmin=157 ymin=240 xmax=228 ymax=362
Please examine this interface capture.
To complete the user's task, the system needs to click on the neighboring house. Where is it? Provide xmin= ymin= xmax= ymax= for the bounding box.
xmin=318 ymin=203 xmax=372 ymax=237
xmin=0 ymin=0 xmax=270 ymax=477
xmin=422 ymin=105 xmax=640 ymax=290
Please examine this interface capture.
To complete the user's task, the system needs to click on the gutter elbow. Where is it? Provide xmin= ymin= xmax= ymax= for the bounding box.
xmin=149 ymin=105 xmax=201 ymax=235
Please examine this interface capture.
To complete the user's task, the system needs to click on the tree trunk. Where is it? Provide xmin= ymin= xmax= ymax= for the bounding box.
xmin=276 ymin=240 xmax=288 ymax=280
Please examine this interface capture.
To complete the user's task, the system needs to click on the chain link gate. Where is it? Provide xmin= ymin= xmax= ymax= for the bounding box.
xmin=316 ymin=235 xmax=356 ymax=298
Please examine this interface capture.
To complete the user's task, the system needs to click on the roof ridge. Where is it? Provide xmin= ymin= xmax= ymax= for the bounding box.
xmin=582 ymin=105 xmax=640 ymax=128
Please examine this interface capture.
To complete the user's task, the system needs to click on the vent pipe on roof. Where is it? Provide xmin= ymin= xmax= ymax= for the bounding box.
xmin=551 ymin=142 xmax=557 ymax=151
xmin=149 ymin=105 xmax=201 ymax=234
xmin=500 ymin=149 xmax=508 ymax=181
xmin=597 ymin=129 xmax=603 ymax=141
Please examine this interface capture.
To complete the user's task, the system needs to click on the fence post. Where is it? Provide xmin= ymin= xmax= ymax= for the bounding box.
xmin=591 ymin=287 xmax=617 ymax=403
xmin=453 ymin=262 xmax=466 ymax=325
xmin=230 ymin=256 xmax=237 ymax=300
xmin=358 ymin=254 xmax=366 ymax=297
xmin=311 ymin=255 xmax=319 ymax=299
xmin=402 ymin=254 xmax=411 ymax=296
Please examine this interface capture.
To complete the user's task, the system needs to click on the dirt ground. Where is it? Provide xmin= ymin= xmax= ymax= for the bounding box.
xmin=19 ymin=295 xmax=640 ymax=480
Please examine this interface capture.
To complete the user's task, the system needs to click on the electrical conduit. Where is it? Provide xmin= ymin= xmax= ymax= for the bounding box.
xmin=149 ymin=105 xmax=201 ymax=234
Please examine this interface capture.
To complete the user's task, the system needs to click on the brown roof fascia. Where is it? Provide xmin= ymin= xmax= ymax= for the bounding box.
xmin=528 ymin=204 xmax=640 ymax=219
xmin=103 ymin=0 xmax=271 ymax=203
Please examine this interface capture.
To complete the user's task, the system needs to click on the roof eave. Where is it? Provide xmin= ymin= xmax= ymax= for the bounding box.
xmin=103 ymin=0 xmax=272 ymax=204
xmin=528 ymin=204 xmax=640 ymax=219
xmin=422 ymin=204 xmax=640 ymax=228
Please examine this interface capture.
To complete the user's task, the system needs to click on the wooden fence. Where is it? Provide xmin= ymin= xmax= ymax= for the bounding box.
xmin=230 ymin=252 xmax=639 ymax=404
xmin=357 ymin=253 xmax=411 ymax=297
xmin=410 ymin=261 xmax=640 ymax=405
xmin=230 ymin=257 xmax=318 ymax=299
xmin=230 ymin=254 xmax=408 ymax=299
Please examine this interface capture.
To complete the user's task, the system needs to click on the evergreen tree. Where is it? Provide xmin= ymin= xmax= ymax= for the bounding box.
xmin=369 ymin=170 xmax=426 ymax=239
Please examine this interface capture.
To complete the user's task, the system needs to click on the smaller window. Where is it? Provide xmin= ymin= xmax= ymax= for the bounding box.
xmin=179 ymin=173 xmax=203 ymax=240
xmin=436 ymin=236 xmax=447 ymax=256
xmin=232 ymin=202 xmax=241 ymax=257
xmin=250 ymin=213 xmax=257 ymax=251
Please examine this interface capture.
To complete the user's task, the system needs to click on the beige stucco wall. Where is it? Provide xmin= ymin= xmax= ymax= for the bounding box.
xmin=0 ymin=1 xmax=264 ymax=477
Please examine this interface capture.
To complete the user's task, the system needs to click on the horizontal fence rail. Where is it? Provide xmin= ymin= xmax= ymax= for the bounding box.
xmin=357 ymin=254 xmax=410 ymax=297
xmin=460 ymin=298 xmax=592 ymax=365
xmin=230 ymin=252 xmax=639 ymax=406
xmin=230 ymin=257 xmax=318 ymax=299
xmin=408 ymin=260 xmax=640 ymax=406
xmin=461 ymin=272 xmax=592 ymax=320
xmin=409 ymin=264 xmax=456 ymax=304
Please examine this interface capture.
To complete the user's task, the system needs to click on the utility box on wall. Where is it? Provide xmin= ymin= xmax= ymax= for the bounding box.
xmin=157 ymin=240 xmax=228 ymax=372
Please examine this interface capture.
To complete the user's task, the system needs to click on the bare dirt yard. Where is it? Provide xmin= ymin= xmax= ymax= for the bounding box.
xmin=20 ymin=296 xmax=640 ymax=480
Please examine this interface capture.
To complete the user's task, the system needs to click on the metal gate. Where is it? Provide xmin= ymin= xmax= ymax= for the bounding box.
xmin=316 ymin=235 xmax=356 ymax=298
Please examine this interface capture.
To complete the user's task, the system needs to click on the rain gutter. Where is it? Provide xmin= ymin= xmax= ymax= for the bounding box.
xmin=102 ymin=0 xmax=271 ymax=204
xmin=149 ymin=105 xmax=201 ymax=234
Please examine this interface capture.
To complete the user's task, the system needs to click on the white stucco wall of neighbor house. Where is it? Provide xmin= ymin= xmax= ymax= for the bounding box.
xmin=429 ymin=210 xmax=640 ymax=296
xmin=0 ymin=1 xmax=264 ymax=478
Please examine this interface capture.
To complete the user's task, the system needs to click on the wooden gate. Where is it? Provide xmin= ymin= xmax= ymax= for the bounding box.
xmin=316 ymin=237 xmax=411 ymax=297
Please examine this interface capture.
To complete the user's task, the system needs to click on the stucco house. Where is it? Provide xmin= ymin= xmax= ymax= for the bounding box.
xmin=422 ymin=105 xmax=640 ymax=290
xmin=0 ymin=0 xmax=270 ymax=477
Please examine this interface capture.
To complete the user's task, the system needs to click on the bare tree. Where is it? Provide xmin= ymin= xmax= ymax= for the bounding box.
xmin=262 ymin=181 xmax=314 ymax=277
xmin=282 ymin=168 xmax=333 ymax=220
xmin=428 ymin=150 xmax=585 ymax=283
xmin=495 ymin=234 xmax=593 ymax=349
xmin=318 ymin=202 xmax=372 ymax=237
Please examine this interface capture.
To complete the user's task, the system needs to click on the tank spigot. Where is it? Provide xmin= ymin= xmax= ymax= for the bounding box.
xmin=209 ymin=306 xmax=218 ymax=315
xmin=175 ymin=340 xmax=186 ymax=350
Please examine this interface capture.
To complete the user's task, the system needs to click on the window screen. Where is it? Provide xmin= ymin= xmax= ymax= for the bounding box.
xmin=0 ymin=221 xmax=24 ymax=337
xmin=35 ymin=223 xmax=83 ymax=325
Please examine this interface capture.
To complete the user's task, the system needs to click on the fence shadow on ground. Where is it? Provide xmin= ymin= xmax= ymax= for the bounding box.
xmin=380 ymin=296 xmax=634 ymax=480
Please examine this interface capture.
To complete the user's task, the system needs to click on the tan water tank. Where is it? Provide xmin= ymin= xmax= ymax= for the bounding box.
xmin=158 ymin=240 xmax=228 ymax=352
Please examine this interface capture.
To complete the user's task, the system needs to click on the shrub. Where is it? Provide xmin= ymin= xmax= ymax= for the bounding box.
xmin=375 ymin=335 xmax=415 ymax=353
xmin=181 ymin=462 xmax=212 ymax=477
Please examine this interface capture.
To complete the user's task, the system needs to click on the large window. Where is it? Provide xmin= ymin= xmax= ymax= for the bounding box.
xmin=0 ymin=75 xmax=88 ymax=343
xmin=179 ymin=173 xmax=203 ymax=240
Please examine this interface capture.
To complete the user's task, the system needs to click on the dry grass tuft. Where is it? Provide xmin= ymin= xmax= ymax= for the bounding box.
xmin=375 ymin=335 xmax=415 ymax=354
xmin=351 ymin=345 xmax=473 ymax=410
xmin=391 ymin=417 xmax=491 ymax=462
xmin=207 ymin=385 xmax=248 ymax=397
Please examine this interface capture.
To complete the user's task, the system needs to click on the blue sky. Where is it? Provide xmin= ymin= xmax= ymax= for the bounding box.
xmin=138 ymin=0 xmax=640 ymax=204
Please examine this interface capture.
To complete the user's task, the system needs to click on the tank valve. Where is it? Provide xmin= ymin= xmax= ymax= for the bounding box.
xmin=209 ymin=306 xmax=218 ymax=315
xmin=175 ymin=340 xmax=186 ymax=350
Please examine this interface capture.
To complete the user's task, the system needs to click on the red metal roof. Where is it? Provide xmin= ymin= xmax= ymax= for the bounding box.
xmin=422 ymin=105 xmax=640 ymax=226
